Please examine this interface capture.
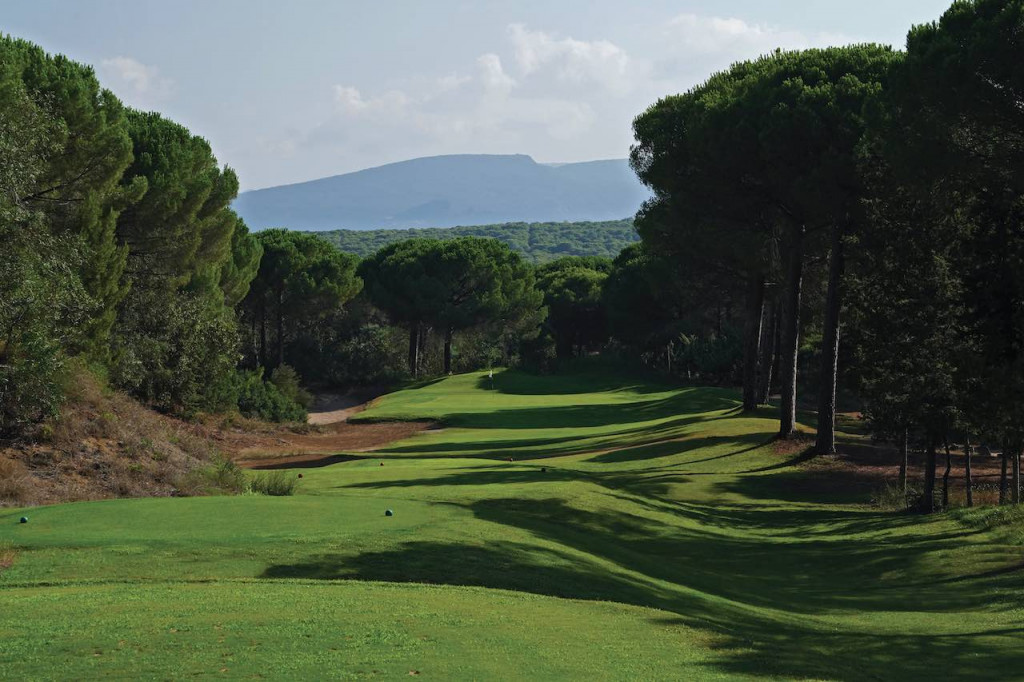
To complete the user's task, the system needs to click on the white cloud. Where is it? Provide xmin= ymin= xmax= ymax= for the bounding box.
xmin=322 ymin=32 xmax=601 ymax=152
xmin=99 ymin=56 xmax=174 ymax=104
xmin=436 ymin=73 xmax=472 ymax=92
xmin=476 ymin=53 xmax=516 ymax=96
xmin=508 ymin=24 xmax=631 ymax=94
xmin=667 ymin=14 xmax=850 ymax=55
xmin=332 ymin=85 xmax=409 ymax=115
xmin=255 ymin=13 xmax=856 ymax=187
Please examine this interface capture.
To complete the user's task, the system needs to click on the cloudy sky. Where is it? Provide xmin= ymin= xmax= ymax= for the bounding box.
xmin=6 ymin=0 xmax=953 ymax=190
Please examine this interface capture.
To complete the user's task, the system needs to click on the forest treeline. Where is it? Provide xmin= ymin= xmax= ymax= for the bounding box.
xmin=310 ymin=220 xmax=639 ymax=263
xmin=2 ymin=0 xmax=1022 ymax=513
xmin=630 ymin=0 xmax=1024 ymax=512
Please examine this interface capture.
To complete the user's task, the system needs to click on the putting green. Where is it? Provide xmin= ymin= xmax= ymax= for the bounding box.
xmin=2 ymin=370 xmax=1023 ymax=679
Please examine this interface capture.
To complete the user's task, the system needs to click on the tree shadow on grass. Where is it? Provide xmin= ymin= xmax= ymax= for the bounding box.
xmin=375 ymin=415 xmax=731 ymax=460
xmin=714 ymin=467 xmax=883 ymax=505
xmin=588 ymin=431 xmax=772 ymax=464
xmin=339 ymin=465 xmax=580 ymax=490
xmin=442 ymin=393 xmax=739 ymax=431
xmin=479 ymin=369 xmax=690 ymax=397
xmin=261 ymin=528 xmax=1024 ymax=681
xmin=460 ymin=498 xmax=1011 ymax=614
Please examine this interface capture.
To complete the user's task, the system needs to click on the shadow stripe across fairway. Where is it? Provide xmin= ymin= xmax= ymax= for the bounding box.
xmin=2 ymin=370 xmax=1024 ymax=680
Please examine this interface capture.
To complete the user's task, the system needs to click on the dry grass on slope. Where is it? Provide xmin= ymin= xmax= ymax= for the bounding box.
xmin=0 ymin=369 xmax=244 ymax=507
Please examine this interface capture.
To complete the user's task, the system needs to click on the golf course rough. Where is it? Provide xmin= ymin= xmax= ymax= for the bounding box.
xmin=2 ymin=369 xmax=1023 ymax=680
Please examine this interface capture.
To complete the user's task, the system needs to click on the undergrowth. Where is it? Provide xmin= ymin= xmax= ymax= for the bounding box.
xmin=248 ymin=470 xmax=298 ymax=496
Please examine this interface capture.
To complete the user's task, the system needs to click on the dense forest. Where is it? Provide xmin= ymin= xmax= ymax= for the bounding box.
xmin=310 ymin=220 xmax=639 ymax=263
xmin=2 ymin=0 xmax=1023 ymax=513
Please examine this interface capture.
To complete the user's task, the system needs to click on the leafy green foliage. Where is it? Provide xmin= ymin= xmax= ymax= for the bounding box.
xmin=234 ymin=369 xmax=308 ymax=423
xmin=536 ymin=257 xmax=611 ymax=360
xmin=359 ymin=237 xmax=544 ymax=375
xmin=218 ymin=217 xmax=263 ymax=307
xmin=241 ymin=229 xmax=362 ymax=371
xmin=0 ymin=63 xmax=92 ymax=435
xmin=117 ymin=111 xmax=240 ymax=287
xmin=269 ymin=365 xmax=313 ymax=409
xmin=110 ymin=289 xmax=241 ymax=414
xmin=1 ymin=35 xmax=135 ymax=354
xmin=313 ymin=220 xmax=638 ymax=263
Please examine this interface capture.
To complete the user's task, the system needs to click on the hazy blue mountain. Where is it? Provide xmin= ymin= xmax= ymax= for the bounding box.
xmin=233 ymin=154 xmax=649 ymax=231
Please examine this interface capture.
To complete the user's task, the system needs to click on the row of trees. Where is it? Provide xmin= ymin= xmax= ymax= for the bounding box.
xmin=316 ymin=220 xmax=639 ymax=262
xmin=0 ymin=28 xmax=702 ymax=437
xmin=0 ymin=35 xmax=314 ymax=433
xmin=630 ymin=0 xmax=1024 ymax=511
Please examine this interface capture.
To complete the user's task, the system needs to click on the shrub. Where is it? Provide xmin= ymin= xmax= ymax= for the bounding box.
xmin=0 ymin=223 xmax=90 ymax=438
xmin=872 ymin=481 xmax=916 ymax=511
xmin=175 ymin=459 xmax=248 ymax=496
xmin=0 ymin=459 xmax=33 ymax=506
xmin=249 ymin=470 xmax=297 ymax=496
xmin=235 ymin=369 xmax=307 ymax=423
xmin=111 ymin=289 xmax=240 ymax=414
xmin=270 ymin=365 xmax=313 ymax=409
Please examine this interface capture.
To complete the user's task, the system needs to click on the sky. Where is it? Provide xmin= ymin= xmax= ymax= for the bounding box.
xmin=4 ymin=0 xmax=954 ymax=190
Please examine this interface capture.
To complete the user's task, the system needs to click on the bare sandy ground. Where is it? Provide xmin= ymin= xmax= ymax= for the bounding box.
xmin=306 ymin=393 xmax=370 ymax=425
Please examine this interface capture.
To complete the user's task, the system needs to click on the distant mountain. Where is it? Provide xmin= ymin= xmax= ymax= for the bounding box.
xmin=233 ymin=154 xmax=649 ymax=231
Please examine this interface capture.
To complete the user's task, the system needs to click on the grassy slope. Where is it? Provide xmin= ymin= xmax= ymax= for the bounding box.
xmin=2 ymin=370 xmax=1023 ymax=679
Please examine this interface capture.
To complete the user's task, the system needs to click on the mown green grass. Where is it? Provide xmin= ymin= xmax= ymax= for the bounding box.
xmin=2 ymin=369 xmax=1023 ymax=679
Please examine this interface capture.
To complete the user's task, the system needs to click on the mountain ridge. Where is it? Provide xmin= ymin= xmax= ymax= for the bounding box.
xmin=233 ymin=154 xmax=648 ymax=232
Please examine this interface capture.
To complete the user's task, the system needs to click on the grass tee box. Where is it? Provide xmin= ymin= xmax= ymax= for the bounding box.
xmin=3 ymin=369 xmax=1024 ymax=679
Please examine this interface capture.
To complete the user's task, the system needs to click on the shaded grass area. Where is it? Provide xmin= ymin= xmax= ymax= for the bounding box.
xmin=2 ymin=369 xmax=1024 ymax=679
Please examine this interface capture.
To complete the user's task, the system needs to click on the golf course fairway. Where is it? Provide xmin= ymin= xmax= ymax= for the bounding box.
xmin=2 ymin=370 xmax=1023 ymax=679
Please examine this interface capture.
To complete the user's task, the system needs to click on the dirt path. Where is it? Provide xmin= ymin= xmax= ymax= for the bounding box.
xmin=306 ymin=393 xmax=371 ymax=425
xmin=230 ymin=390 xmax=433 ymax=469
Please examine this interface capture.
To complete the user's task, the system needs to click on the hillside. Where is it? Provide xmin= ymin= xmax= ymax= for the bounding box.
xmin=312 ymin=219 xmax=639 ymax=262
xmin=233 ymin=154 xmax=650 ymax=231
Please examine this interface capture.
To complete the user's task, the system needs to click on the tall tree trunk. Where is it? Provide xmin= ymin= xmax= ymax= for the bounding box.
xmin=760 ymin=305 xmax=781 ymax=405
xmin=418 ymin=325 xmax=427 ymax=374
xmin=276 ymin=289 xmax=284 ymax=368
xmin=779 ymin=226 xmax=805 ymax=439
xmin=964 ymin=435 xmax=973 ymax=508
xmin=757 ymin=300 xmax=777 ymax=405
xmin=922 ymin=437 xmax=937 ymax=513
xmin=898 ymin=427 xmax=909 ymax=495
xmin=814 ymin=228 xmax=845 ymax=455
xmin=1014 ymin=448 xmax=1021 ymax=505
xmin=742 ymin=275 xmax=767 ymax=412
xmin=259 ymin=298 xmax=267 ymax=369
xmin=556 ymin=332 xmax=573 ymax=360
xmin=443 ymin=327 xmax=454 ymax=374
xmin=942 ymin=434 xmax=952 ymax=510
xmin=407 ymin=323 xmax=419 ymax=377
xmin=999 ymin=449 xmax=1008 ymax=506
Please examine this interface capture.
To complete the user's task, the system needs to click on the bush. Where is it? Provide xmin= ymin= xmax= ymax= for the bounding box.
xmin=270 ymin=365 xmax=313 ymax=409
xmin=249 ymin=470 xmax=297 ymax=496
xmin=176 ymin=458 xmax=248 ymax=496
xmin=872 ymin=481 xmax=917 ymax=511
xmin=0 ymin=459 xmax=34 ymax=506
xmin=0 ymin=223 xmax=90 ymax=438
xmin=235 ymin=369 xmax=307 ymax=423
xmin=111 ymin=289 xmax=240 ymax=415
